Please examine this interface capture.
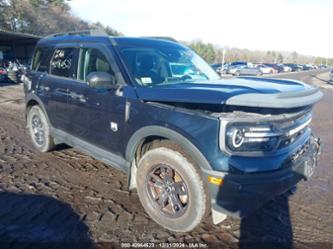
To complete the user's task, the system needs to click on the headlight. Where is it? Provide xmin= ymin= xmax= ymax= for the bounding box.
xmin=221 ymin=111 xmax=313 ymax=154
xmin=228 ymin=127 xmax=245 ymax=148
xmin=225 ymin=123 xmax=282 ymax=152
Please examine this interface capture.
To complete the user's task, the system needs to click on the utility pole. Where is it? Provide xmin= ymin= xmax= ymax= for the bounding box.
xmin=221 ymin=49 xmax=226 ymax=76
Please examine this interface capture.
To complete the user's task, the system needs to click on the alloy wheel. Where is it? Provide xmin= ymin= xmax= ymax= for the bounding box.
xmin=146 ymin=164 xmax=189 ymax=218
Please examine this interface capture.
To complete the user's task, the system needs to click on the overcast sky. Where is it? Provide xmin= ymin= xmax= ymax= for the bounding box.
xmin=69 ymin=0 xmax=333 ymax=58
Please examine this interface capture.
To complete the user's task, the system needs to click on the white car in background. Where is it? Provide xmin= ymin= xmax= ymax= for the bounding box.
xmin=228 ymin=65 xmax=263 ymax=76
xmin=255 ymin=64 xmax=276 ymax=74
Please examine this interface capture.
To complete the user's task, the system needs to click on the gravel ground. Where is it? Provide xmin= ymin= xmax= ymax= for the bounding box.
xmin=0 ymin=71 xmax=332 ymax=249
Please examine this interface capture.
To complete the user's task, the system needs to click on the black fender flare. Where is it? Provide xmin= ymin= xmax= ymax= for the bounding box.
xmin=125 ymin=125 xmax=212 ymax=170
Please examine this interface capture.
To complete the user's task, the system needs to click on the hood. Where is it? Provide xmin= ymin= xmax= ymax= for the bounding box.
xmin=135 ymin=77 xmax=323 ymax=109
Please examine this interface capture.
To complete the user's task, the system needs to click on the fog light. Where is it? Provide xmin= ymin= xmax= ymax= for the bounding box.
xmin=208 ymin=176 xmax=223 ymax=186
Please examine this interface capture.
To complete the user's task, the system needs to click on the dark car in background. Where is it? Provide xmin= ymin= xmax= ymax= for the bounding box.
xmin=211 ymin=63 xmax=222 ymax=74
xmin=264 ymin=63 xmax=285 ymax=73
xmin=24 ymin=32 xmax=322 ymax=232
xmin=230 ymin=61 xmax=248 ymax=67
xmin=285 ymin=63 xmax=303 ymax=72
xmin=302 ymin=64 xmax=315 ymax=71
xmin=211 ymin=63 xmax=230 ymax=75
xmin=319 ymin=64 xmax=328 ymax=69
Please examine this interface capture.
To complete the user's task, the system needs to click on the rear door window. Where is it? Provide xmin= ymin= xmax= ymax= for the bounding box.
xmin=32 ymin=47 xmax=52 ymax=72
xmin=50 ymin=47 xmax=77 ymax=78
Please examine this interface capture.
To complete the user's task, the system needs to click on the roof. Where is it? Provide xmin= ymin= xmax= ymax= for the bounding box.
xmin=0 ymin=29 xmax=40 ymax=43
xmin=38 ymin=35 xmax=112 ymax=45
xmin=38 ymin=35 xmax=184 ymax=49
xmin=113 ymin=37 xmax=184 ymax=48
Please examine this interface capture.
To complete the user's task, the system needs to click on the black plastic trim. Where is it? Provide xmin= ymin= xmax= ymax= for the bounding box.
xmin=51 ymin=128 xmax=130 ymax=172
xmin=126 ymin=125 xmax=212 ymax=170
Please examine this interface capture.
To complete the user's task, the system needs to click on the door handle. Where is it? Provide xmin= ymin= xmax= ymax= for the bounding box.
xmin=77 ymin=94 xmax=87 ymax=103
xmin=38 ymin=74 xmax=46 ymax=80
xmin=55 ymin=88 xmax=68 ymax=96
xmin=69 ymin=92 xmax=86 ymax=103
xmin=39 ymin=85 xmax=50 ymax=92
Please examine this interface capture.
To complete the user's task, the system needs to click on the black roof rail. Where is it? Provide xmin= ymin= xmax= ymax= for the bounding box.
xmin=44 ymin=29 xmax=108 ymax=39
xmin=142 ymin=36 xmax=178 ymax=42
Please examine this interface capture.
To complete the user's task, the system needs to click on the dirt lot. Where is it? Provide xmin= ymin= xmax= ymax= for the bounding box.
xmin=0 ymin=71 xmax=332 ymax=249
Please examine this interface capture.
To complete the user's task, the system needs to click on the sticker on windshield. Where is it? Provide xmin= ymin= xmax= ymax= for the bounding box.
xmin=141 ymin=77 xmax=152 ymax=84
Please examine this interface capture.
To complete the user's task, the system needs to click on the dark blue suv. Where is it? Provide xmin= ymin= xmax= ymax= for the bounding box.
xmin=24 ymin=31 xmax=322 ymax=232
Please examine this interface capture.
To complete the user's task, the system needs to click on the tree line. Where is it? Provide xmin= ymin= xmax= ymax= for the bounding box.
xmin=0 ymin=0 xmax=121 ymax=36
xmin=188 ymin=40 xmax=332 ymax=65
xmin=0 ymin=1 xmax=331 ymax=65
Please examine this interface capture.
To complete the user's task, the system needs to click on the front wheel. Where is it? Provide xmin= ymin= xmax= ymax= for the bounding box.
xmin=136 ymin=144 xmax=208 ymax=232
xmin=27 ymin=105 xmax=55 ymax=152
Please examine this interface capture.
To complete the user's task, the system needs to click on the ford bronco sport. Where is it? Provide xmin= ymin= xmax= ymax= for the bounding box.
xmin=24 ymin=31 xmax=322 ymax=232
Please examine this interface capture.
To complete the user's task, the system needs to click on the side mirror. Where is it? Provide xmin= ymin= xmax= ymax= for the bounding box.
xmin=86 ymin=72 xmax=116 ymax=89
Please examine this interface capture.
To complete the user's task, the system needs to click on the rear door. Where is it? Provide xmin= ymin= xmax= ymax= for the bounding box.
xmin=38 ymin=45 xmax=79 ymax=131
xmin=28 ymin=46 xmax=53 ymax=93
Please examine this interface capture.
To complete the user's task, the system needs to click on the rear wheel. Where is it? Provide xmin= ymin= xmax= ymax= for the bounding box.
xmin=136 ymin=142 xmax=208 ymax=232
xmin=235 ymin=70 xmax=241 ymax=76
xmin=27 ymin=105 xmax=55 ymax=152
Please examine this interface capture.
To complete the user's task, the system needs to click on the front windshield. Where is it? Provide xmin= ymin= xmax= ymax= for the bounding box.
xmin=119 ymin=44 xmax=220 ymax=86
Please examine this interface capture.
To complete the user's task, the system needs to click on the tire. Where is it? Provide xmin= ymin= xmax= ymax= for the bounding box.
xmin=27 ymin=105 xmax=55 ymax=152
xmin=136 ymin=141 xmax=208 ymax=232
xmin=235 ymin=70 xmax=241 ymax=76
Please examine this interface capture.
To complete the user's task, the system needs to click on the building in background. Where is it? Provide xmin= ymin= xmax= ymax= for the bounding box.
xmin=0 ymin=29 xmax=40 ymax=66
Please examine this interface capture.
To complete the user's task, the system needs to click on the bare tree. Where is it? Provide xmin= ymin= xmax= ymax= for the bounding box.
xmin=0 ymin=0 xmax=121 ymax=36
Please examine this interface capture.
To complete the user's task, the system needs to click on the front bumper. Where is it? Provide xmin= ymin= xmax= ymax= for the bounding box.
xmin=204 ymin=136 xmax=321 ymax=218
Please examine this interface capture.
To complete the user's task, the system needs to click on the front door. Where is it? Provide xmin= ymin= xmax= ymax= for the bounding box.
xmin=66 ymin=43 xmax=126 ymax=154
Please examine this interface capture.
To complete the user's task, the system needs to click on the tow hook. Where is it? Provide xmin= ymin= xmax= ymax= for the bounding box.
xmin=313 ymin=137 xmax=322 ymax=173
xmin=314 ymin=137 xmax=322 ymax=156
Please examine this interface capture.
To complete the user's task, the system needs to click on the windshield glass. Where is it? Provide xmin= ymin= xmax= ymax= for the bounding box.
xmin=118 ymin=44 xmax=220 ymax=86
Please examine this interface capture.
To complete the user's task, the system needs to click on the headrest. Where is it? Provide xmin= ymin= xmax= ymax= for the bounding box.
xmin=96 ymin=58 xmax=110 ymax=72
xmin=137 ymin=54 xmax=154 ymax=71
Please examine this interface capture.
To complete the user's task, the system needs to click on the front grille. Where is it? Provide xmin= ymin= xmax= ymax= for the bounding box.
xmin=277 ymin=111 xmax=312 ymax=149
xmin=281 ymin=139 xmax=311 ymax=169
